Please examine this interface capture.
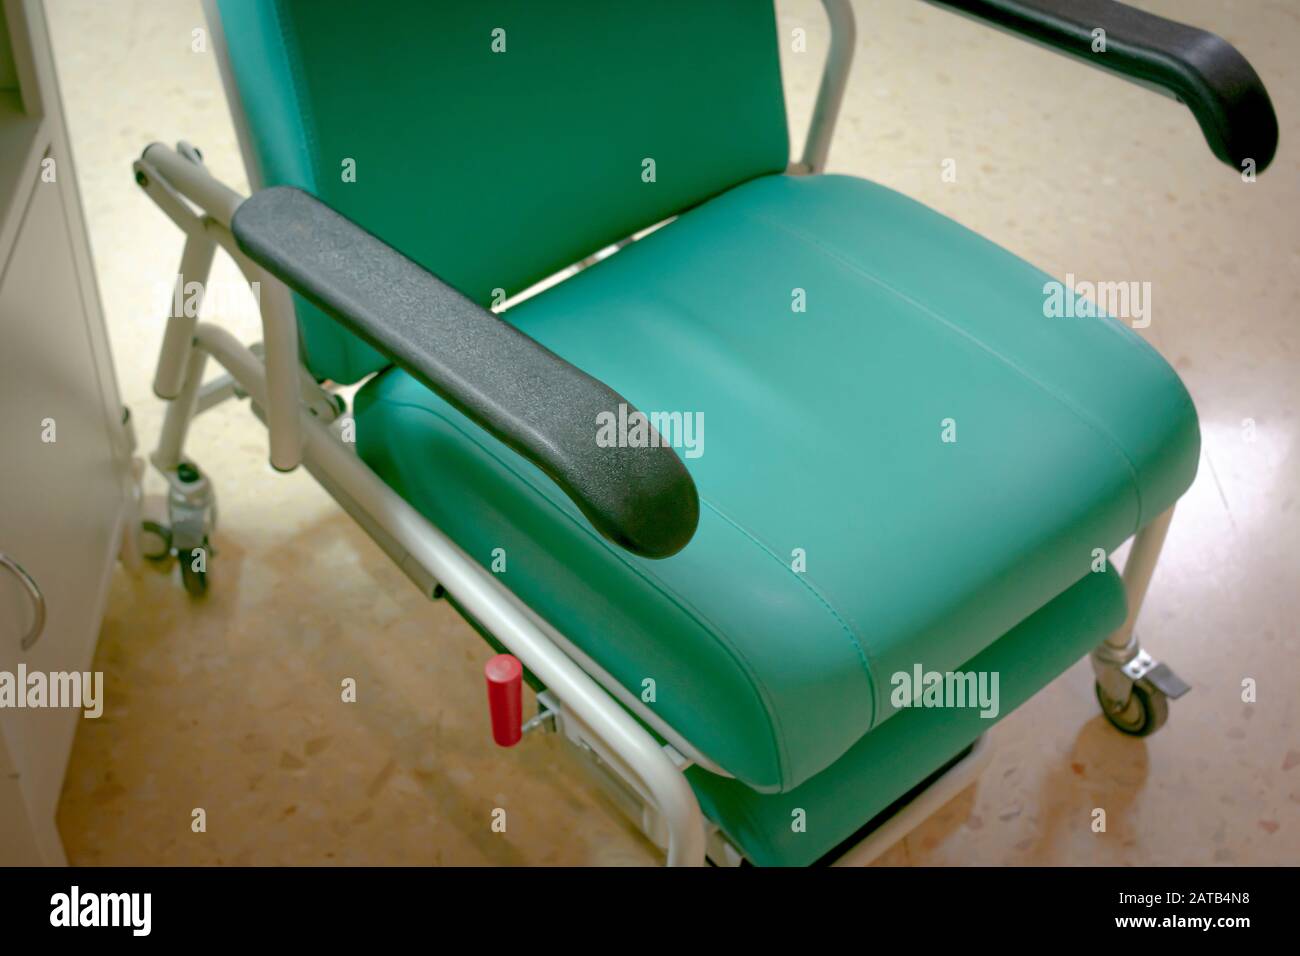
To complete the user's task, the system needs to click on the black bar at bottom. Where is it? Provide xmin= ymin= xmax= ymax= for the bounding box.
xmin=0 ymin=865 xmax=1286 ymax=941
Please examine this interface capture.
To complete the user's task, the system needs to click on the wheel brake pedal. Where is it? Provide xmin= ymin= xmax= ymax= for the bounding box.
xmin=1144 ymin=662 xmax=1191 ymax=700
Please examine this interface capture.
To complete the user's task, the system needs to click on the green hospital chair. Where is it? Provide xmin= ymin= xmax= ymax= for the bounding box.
xmin=130 ymin=0 xmax=1278 ymax=865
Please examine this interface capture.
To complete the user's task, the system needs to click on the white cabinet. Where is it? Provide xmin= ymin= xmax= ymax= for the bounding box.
xmin=0 ymin=0 xmax=133 ymax=865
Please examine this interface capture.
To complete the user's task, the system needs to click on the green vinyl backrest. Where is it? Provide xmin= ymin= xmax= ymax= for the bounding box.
xmin=214 ymin=0 xmax=791 ymax=384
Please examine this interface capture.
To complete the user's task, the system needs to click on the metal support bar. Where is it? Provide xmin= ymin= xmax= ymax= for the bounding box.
xmin=152 ymin=343 xmax=208 ymax=472
xmin=799 ymin=0 xmax=857 ymax=174
xmin=1107 ymin=506 xmax=1175 ymax=652
xmin=140 ymin=141 xmax=244 ymax=226
xmin=154 ymin=232 xmax=216 ymax=400
xmin=253 ymin=273 xmax=304 ymax=472
xmin=195 ymin=372 xmax=240 ymax=415
xmin=248 ymin=342 xmax=341 ymax=423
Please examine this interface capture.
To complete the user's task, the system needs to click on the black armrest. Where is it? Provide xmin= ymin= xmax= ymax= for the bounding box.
xmin=925 ymin=0 xmax=1278 ymax=172
xmin=231 ymin=186 xmax=699 ymax=559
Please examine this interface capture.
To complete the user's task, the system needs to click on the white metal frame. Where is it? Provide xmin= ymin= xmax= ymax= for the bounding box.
xmin=128 ymin=0 xmax=1184 ymax=868
xmin=796 ymin=0 xmax=858 ymax=175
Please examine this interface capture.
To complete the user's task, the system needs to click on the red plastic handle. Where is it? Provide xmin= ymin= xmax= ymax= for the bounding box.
xmin=484 ymin=654 xmax=523 ymax=747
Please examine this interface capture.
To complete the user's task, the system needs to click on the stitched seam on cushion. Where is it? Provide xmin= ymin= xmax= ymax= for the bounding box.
xmin=362 ymin=394 xmax=793 ymax=787
xmin=700 ymin=499 xmax=878 ymax=731
xmin=268 ymin=1 xmax=320 ymax=172
xmin=750 ymin=208 xmax=1148 ymax=536
xmin=825 ymin=173 xmax=1188 ymax=400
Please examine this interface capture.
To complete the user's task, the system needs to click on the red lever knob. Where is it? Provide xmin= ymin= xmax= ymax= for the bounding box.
xmin=484 ymin=654 xmax=523 ymax=747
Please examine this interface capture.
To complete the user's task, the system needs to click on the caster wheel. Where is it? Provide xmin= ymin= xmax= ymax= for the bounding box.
xmin=1096 ymin=679 xmax=1168 ymax=737
xmin=140 ymin=520 xmax=172 ymax=561
xmin=179 ymin=544 xmax=209 ymax=597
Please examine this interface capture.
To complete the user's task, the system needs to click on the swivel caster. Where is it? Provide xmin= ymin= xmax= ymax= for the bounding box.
xmin=1091 ymin=644 xmax=1190 ymax=738
xmin=141 ymin=460 xmax=217 ymax=598
xmin=1096 ymin=679 xmax=1168 ymax=737
xmin=170 ymin=462 xmax=215 ymax=598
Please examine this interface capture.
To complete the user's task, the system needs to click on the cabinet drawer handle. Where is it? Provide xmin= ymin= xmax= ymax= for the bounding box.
xmin=0 ymin=553 xmax=46 ymax=651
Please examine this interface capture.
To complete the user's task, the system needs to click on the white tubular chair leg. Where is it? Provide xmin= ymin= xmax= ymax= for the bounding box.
xmin=1092 ymin=506 xmax=1190 ymax=733
xmin=254 ymin=275 xmax=303 ymax=472
xmin=1105 ymin=505 xmax=1175 ymax=653
xmin=154 ymin=231 xmax=217 ymax=401
xmin=152 ymin=343 xmax=208 ymax=473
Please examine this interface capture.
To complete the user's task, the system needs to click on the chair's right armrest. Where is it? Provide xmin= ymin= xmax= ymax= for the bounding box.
xmin=924 ymin=0 xmax=1279 ymax=173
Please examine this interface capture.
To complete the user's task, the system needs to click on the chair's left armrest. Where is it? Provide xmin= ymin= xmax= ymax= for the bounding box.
xmin=925 ymin=0 xmax=1279 ymax=173
xmin=231 ymin=186 xmax=699 ymax=559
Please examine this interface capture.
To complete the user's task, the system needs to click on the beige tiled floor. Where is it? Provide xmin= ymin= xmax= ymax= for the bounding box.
xmin=48 ymin=0 xmax=1299 ymax=865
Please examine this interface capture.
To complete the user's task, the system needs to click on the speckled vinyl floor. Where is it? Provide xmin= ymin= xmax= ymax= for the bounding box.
xmin=47 ymin=0 xmax=1299 ymax=865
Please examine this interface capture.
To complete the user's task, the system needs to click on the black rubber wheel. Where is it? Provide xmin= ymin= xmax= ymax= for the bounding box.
xmin=1096 ymin=680 xmax=1169 ymax=737
xmin=179 ymin=546 xmax=208 ymax=597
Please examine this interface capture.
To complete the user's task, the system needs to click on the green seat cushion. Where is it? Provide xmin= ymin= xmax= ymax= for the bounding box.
xmin=354 ymin=172 xmax=1199 ymax=792
xmin=215 ymin=0 xmax=788 ymax=383
xmin=689 ymin=562 xmax=1128 ymax=866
